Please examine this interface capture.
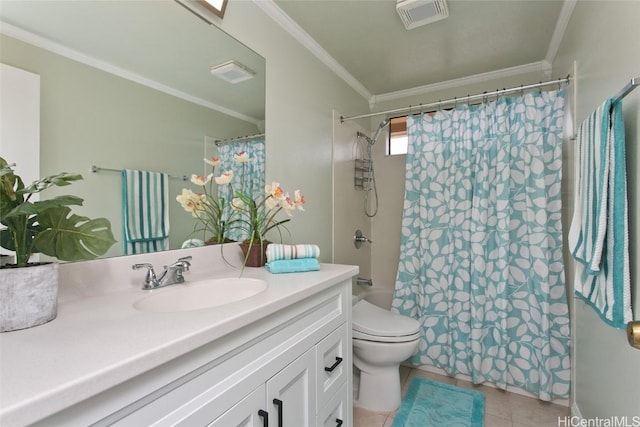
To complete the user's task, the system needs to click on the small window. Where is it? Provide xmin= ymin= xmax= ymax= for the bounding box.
xmin=386 ymin=116 xmax=408 ymax=155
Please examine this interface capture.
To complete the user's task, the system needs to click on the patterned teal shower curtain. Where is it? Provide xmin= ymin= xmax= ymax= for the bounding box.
xmin=217 ymin=138 xmax=265 ymax=241
xmin=391 ymin=90 xmax=571 ymax=400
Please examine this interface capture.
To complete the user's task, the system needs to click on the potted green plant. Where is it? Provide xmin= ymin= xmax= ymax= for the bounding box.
xmin=0 ymin=157 xmax=116 ymax=332
xmin=232 ymin=181 xmax=305 ymax=267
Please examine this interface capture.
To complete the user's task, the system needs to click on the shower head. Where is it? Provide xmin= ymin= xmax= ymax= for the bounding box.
xmin=370 ymin=118 xmax=391 ymax=145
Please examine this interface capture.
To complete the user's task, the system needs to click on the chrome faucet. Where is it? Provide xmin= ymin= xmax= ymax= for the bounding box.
xmin=132 ymin=256 xmax=192 ymax=290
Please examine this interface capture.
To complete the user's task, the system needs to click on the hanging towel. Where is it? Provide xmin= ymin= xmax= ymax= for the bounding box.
xmin=266 ymin=244 xmax=320 ymax=262
xmin=122 ymin=169 xmax=170 ymax=255
xmin=568 ymin=98 xmax=632 ymax=329
xmin=265 ymin=258 xmax=321 ymax=274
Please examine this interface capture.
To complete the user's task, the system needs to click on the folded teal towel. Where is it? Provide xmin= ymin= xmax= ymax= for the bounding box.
xmin=266 ymin=244 xmax=320 ymax=262
xmin=265 ymin=258 xmax=320 ymax=274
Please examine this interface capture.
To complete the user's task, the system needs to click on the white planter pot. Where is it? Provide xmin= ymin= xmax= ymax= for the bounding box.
xmin=0 ymin=262 xmax=59 ymax=332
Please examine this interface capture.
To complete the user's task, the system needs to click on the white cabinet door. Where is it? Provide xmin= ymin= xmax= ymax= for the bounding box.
xmin=266 ymin=348 xmax=316 ymax=427
xmin=208 ymin=384 xmax=267 ymax=427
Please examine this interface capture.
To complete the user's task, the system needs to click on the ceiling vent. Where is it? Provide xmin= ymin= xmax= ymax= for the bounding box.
xmin=396 ymin=0 xmax=449 ymax=30
xmin=210 ymin=60 xmax=255 ymax=84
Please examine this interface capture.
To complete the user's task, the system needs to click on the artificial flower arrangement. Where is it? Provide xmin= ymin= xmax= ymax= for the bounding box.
xmin=176 ymin=151 xmax=305 ymax=266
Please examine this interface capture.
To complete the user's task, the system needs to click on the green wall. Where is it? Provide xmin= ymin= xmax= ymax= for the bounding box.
xmin=0 ymin=34 xmax=258 ymax=257
xmin=553 ymin=1 xmax=640 ymax=418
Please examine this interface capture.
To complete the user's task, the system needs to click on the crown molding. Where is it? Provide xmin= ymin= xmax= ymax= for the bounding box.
xmin=0 ymin=21 xmax=262 ymax=126
xmin=545 ymin=0 xmax=577 ymax=65
xmin=252 ymin=0 xmax=373 ymax=102
xmin=371 ymin=61 xmax=553 ymax=106
xmin=256 ymin=0 xmax=575 ymax=114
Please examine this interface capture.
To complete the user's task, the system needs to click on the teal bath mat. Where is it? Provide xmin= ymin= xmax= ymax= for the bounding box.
xmin=392 ymin=378 xmax=485 ymax=427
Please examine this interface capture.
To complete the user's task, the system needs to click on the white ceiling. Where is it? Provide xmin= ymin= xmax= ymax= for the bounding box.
xmin=273 ymin=0 xmax=570 ymax=101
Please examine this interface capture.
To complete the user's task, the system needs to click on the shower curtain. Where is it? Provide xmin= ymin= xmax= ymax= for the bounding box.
xmin=391 ymin=90 xmax=571 ymax=400
xmin=217 ymin=138 xmax=265 ymax=241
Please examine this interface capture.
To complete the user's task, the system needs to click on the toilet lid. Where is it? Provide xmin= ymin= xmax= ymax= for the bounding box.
xmin=352 ymin=300 xmax=421 ymax=338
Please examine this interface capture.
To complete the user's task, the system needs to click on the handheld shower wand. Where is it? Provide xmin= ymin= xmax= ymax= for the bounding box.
xmin=355 ymin=118 xmax=391 ymax=217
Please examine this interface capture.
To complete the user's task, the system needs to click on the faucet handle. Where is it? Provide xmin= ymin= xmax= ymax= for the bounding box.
xmin=132 ymin=263 xmax=157 ymax=289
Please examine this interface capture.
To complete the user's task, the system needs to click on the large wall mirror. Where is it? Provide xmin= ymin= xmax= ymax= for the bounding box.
xmin=0 ymin=0 xmax=266 ymax=258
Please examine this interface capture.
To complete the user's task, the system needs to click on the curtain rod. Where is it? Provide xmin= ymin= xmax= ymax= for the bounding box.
xmin=214 ymin=133 xmax=265 ymax=146
xmin=340 ymin=76 xmax=572 ymax=123
xmin=91 ymin=165 xmax=188 ymax=181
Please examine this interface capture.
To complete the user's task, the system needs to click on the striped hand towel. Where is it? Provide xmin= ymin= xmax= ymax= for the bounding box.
xmin=265 ymin=258 xmax=321 ymax=274
xmin=122 ymin=169 xmax=170 ymax=255
xmin=568 ymin=98 xmax=632 ymax=329
xmin=266 ymin=244 xmax=320 ymax=262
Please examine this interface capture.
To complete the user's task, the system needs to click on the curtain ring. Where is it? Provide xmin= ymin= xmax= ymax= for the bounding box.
xmin=419 ymin=103 xmax=423 ymax=115
xmin=453 ymin=97 xmax=457 ymax=108
xmin=520 ymin=84 xmax=524 ymax=96
xmin=539 ymin=81 xmax=543 ymax=94
xmin=482 ymin=91 xmax=488 ymax=104
xmin=467 ymin=94 xmax=471 ymax=107
xmin=438 ymin=99 xmax=442 ymax=111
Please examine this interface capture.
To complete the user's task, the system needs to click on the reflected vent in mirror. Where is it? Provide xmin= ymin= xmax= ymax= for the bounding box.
xmin=211 ymin=60 xmax=255 ymax=84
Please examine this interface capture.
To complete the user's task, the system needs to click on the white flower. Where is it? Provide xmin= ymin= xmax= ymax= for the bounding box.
xmin=281 ymin=193 xmax=296 ymax=216
xmin=204 ymin=156 xmax=221 ymax=167
xmin=214 ymin=170 xmax=233 ymax=185
xmin=231 ymin=197 xmax=245 ymax=210
xmin=265 ymin=182 xmax=284 ymax=200
xmin=176 ymin=189 xmax=206 ymax=218
xmin=294 ymin=190 xmax=305 ymax=211
xmin=190 ymin=174 xmax=212 ymax=186
xmin=234 ymin=151 xmax=250 ymax=163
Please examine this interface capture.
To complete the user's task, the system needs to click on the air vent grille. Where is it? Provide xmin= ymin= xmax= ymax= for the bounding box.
xmin=396 ymin=0 xmax=449 ymax=30
xmin=210 ymin=60 xmax=255 ymax=84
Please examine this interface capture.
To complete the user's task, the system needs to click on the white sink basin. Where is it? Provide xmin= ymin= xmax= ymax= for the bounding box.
xmin=134 ymin=278 xmax=268 ymax=313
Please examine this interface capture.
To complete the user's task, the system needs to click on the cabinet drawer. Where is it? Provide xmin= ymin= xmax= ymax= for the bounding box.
xmin=317 ymin=382 xmax=349 ymax=427
xmin=316 ymin=324 xmax=348 ymax=411
xmin=208 ymin=384 xmax=266 ymax=427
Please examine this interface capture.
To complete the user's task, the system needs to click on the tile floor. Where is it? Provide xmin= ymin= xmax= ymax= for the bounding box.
xmin=353 ymin=366 xmax=570 ymax=427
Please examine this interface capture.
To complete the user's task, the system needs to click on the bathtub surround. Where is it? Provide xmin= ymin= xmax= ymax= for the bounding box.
xmin=393 ymin=90 xmax=571 ymax=401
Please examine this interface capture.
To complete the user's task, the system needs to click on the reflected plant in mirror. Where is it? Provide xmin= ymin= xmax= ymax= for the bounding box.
xmin=176 ymin=156 xmax=234 ymax=246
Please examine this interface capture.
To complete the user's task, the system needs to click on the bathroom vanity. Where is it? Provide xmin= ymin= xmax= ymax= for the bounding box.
xmin=0 ymin=246 xmax=357 ymax=426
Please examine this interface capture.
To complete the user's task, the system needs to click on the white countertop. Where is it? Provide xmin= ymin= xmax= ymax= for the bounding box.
xmin=0 ymin=245 xmax=358 ymax=426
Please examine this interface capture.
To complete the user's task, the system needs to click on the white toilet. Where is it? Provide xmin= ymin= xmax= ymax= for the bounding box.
xmin=352 ymin=297 xmax=421 ymax=412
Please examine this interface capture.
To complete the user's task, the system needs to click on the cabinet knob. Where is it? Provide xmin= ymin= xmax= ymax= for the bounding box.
xmin=324 ymin=356 xmax=343 ymax=373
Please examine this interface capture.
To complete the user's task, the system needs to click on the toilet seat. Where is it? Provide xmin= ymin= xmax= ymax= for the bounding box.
xmin=352 ymin=300 xmax=421 ymax=343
